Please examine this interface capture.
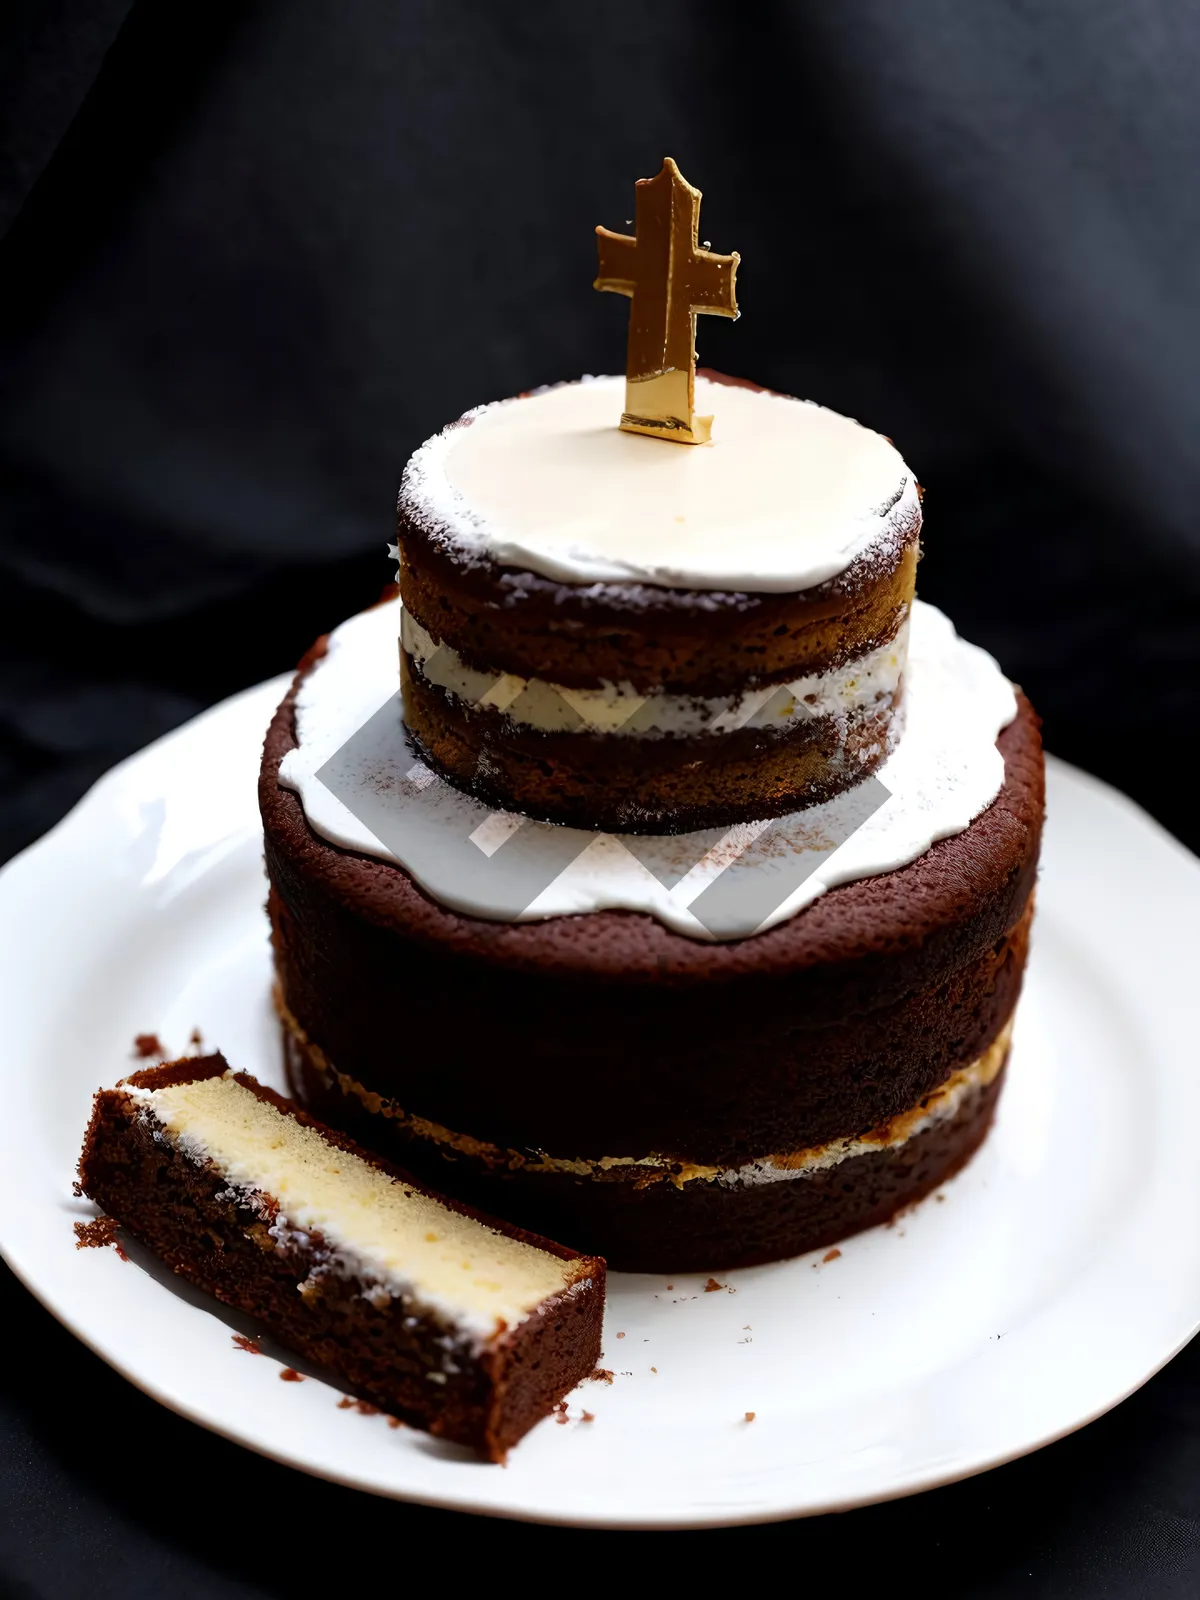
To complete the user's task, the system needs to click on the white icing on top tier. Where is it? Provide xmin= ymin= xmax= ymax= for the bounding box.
xmin=131 ymin=1073 xmax=585 ymax=1342
xmin=401 ymin=376 xmax=919 ymax=594
xmin=278 ymin=597 xmax=1017 ymax=943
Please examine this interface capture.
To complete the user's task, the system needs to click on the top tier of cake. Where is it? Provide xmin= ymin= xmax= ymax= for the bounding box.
xmin=396 ymin=373 xmax=921 ymax=833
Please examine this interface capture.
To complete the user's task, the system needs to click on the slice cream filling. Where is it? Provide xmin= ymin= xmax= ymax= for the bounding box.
xmin=401 ymin=607 xmax=908 ymax=737
xmin=128 ymin=1074 xmax=587 ymax=1340
xmin=279 ymin=990 xmax=1010 ymax=1192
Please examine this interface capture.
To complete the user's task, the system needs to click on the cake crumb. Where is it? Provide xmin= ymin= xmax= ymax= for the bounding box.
xmin=188 ymin=1027 xmax=204 ymax=1051
xmin=231 ymin=1334 xmax=261 ymax=1355
xmin=823 ymin=1248 xmax=842 ymax=1263
xmin=666 ymin=1284 xmax=674 ymax=1291
xmin=744 ymin=1411 xmax=756 ymax=1423
xmin=650 ymin=1366 xmax=657 ymax=1374
xmin=387 ymin=1415 xmax=405 ymax=1428
xmin=588 ymin=1368 xmax=614 ymax=1384
xmin=886 ymin=1199 xmax=921 ymax=1229
xmin=615 ymin=1331 xmax=625 ymax=1339
xmin=132 ymin=1033 xmax=165 ymax=1059
xmin=73 ymin=1217 xmax=127 ymax=1260
xmin=552 ymin=1400 xmax=569 ymax=1425
xmin=337 ymin=1396 xmax=380 ymax=1416
xmin=704 ymin=1277 xmax=723 ymax=1292
xmin=280 ymin=1367 xmax=304 ymax=1382
xmin=581 ymin=1410 xmax=595 ymax=1423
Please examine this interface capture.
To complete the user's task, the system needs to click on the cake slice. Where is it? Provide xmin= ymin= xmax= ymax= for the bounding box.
xmin=77 ymin=1056 xmax=605 ymax=1460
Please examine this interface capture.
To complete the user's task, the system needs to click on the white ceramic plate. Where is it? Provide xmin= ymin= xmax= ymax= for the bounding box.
xmin=1 ymin=676 xmax=1198 ymax=1529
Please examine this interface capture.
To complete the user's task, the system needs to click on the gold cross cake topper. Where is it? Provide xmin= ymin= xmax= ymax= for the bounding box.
xmin=595 ymin=158 xmax=740 ymax=445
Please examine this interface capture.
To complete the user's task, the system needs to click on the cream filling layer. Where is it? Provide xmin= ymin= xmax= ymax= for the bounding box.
xmin=281 ymin=990 xmax=1010 ymax=1192
xmin=402 ymin=608 xmax=909 ymax=737
xmin=129 ymin=1073 xmax=589 ymax=1341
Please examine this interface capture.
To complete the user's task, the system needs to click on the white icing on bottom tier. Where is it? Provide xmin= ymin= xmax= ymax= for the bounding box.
xmin=278 ymin=596 xmax=1016 ymax=942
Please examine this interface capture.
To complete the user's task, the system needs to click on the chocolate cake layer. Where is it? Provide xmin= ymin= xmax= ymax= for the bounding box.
xmin=78 ymin=1057 xmax=604 ymax=1460
xmin=282 ymin=1029 xmax=1008 ymax=1273
xmin=262 ymin=666 xmax=1041 ymax=1163
xmin=270 ymin=877 xmax=1029 ymax=1165
xmin=400 ymin=651 xmax=898 ymax=832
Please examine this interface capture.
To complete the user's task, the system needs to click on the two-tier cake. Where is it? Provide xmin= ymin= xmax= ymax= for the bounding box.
xmin=259 ymin=161 xmax=1043 ymax=1272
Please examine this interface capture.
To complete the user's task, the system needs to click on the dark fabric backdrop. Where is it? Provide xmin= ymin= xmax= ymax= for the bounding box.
xmin=1 ymin=2 xmax=1198 ymax=1591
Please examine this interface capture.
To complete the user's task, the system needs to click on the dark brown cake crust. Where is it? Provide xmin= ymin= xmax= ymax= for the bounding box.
xmin=261 ymin=660 xmax=1042 ymax=1154
xmin=270 ymin=878 xmax=1029 ymax=1167
xmin=283 ymin=1032 xmax=1008 ymax=1273
xmin=77 ymin=1056 xmax=605 ymax=1461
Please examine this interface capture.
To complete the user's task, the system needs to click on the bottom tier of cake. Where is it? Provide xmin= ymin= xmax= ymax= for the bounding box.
xmin=280 ymin=1003 xmax=1010 ymax=1272
xmin=261 ymin=662 xmax=1043 ymax=1274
